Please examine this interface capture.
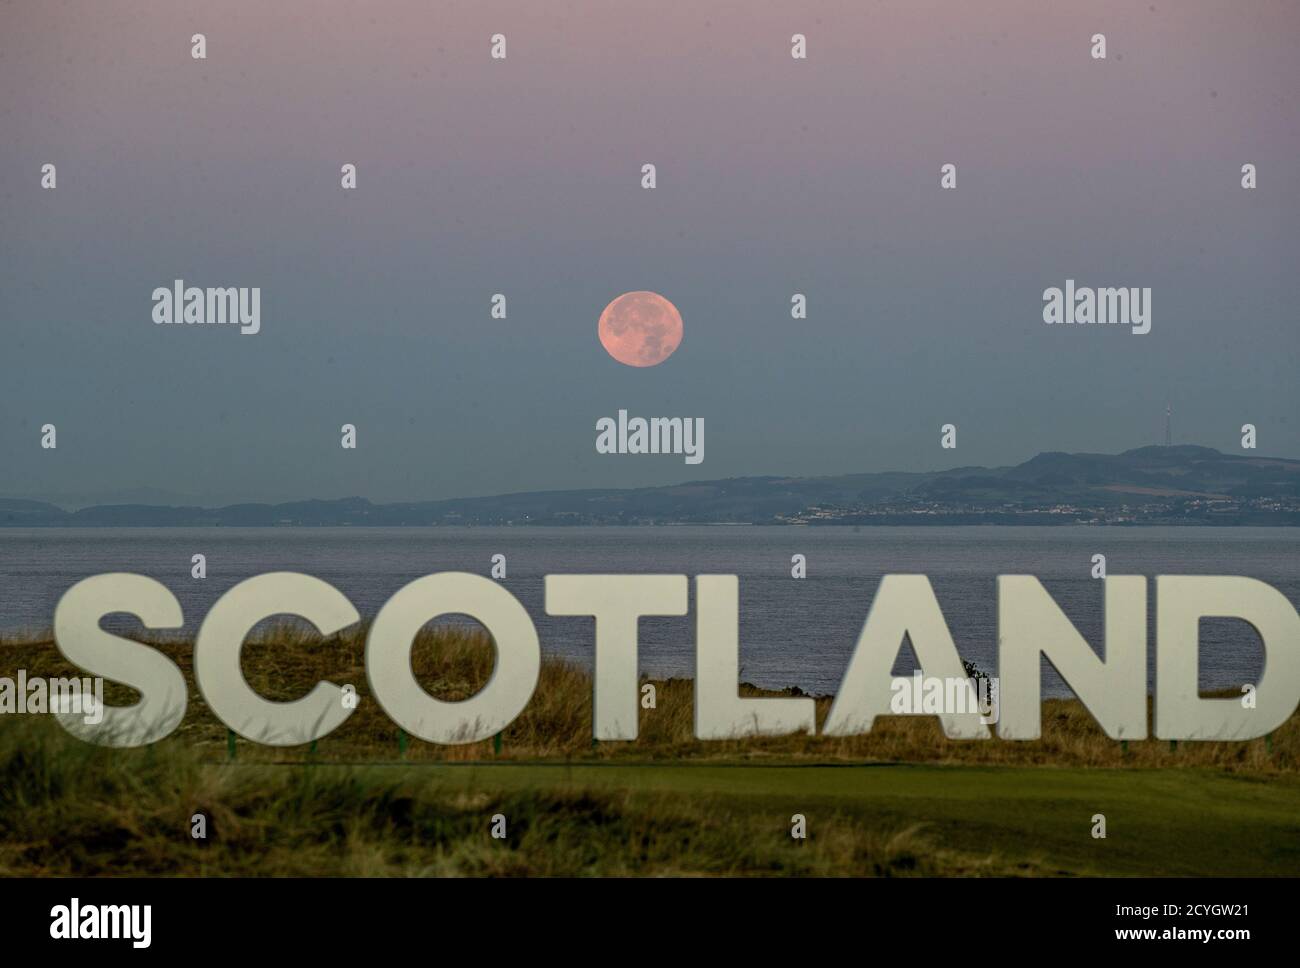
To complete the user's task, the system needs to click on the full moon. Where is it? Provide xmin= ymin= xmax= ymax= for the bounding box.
xmin=598 ymin=291 xmax=683 ymax=367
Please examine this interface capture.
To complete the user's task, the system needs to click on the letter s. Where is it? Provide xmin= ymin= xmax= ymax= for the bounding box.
xmin=53 ymin=574 xmax=186 ymax=747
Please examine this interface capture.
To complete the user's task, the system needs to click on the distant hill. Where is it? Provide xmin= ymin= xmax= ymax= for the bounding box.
xmin=0 ymin=498 xmax=69 ymax=524
xmin=913 ymin=445 xmax=1299 ymax=503
xmin=3 ymin=445 xmax=1299 ymax=526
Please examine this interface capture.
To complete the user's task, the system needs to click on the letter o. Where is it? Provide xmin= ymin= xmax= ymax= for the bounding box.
xmin=366 ymin=572 xmax=540 ymax=744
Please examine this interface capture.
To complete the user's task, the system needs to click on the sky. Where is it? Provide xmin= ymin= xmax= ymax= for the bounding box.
xmin=1 ymin=0 xmax=1297 ymax=507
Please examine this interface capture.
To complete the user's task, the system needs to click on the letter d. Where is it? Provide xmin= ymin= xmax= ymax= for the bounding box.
xmin=1156 ymin=576 xmax=1300 ymax=739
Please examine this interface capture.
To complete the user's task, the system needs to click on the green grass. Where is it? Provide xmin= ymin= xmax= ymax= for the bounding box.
xmin=340 ymin=761 xmax=1300 ymax=876
xmin=4 ymin=624 xmax=1295 ymax=772
xmin=4 ymin=714 xmax=1299 ymax=876
xmin=4 ymin=626 xmax=1300 ymax=876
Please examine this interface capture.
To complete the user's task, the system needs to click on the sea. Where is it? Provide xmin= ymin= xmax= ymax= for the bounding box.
xmin=1 ymin=525 xmax=1296 ymax=698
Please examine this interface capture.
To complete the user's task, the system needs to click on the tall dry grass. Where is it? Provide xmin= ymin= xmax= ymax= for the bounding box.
xmin=0 ymin=626 xmax=1291 ymax=771
xmin=0 ymin=714 xmax=988 ymax=876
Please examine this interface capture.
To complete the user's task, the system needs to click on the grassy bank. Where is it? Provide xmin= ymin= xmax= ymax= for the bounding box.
xmin=3 ymin=716 xmax=1299 ymax=876
xmin=0 ymin=624 xmax=1292 ymax=769
xmin=3 ymin=627 xmax=1298 ymax=876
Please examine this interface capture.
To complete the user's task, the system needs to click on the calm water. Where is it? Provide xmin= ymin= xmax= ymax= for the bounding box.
xmin=1 ymin=526 xmax=1296 ymax=697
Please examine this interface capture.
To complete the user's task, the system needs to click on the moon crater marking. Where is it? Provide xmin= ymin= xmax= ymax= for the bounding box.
xmin=598 ymin=291 xmax=683 ymax=367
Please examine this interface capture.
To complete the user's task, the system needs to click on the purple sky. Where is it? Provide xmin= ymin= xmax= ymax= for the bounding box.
xmin=1 ymin=0 xmax=1297 ymax=505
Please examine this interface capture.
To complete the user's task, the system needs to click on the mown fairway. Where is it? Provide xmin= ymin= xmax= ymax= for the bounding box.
xmin=5 ymin=627 xmax=1300 ymax=876
xmin=348 ymin=761 xmax=1300 ymax=876
xmin=5 ymin=713 xmax=1300 ymax=875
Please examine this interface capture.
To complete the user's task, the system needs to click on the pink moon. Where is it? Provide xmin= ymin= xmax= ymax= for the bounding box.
xmin=597 ymin=291 xmax=683 ymax=367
